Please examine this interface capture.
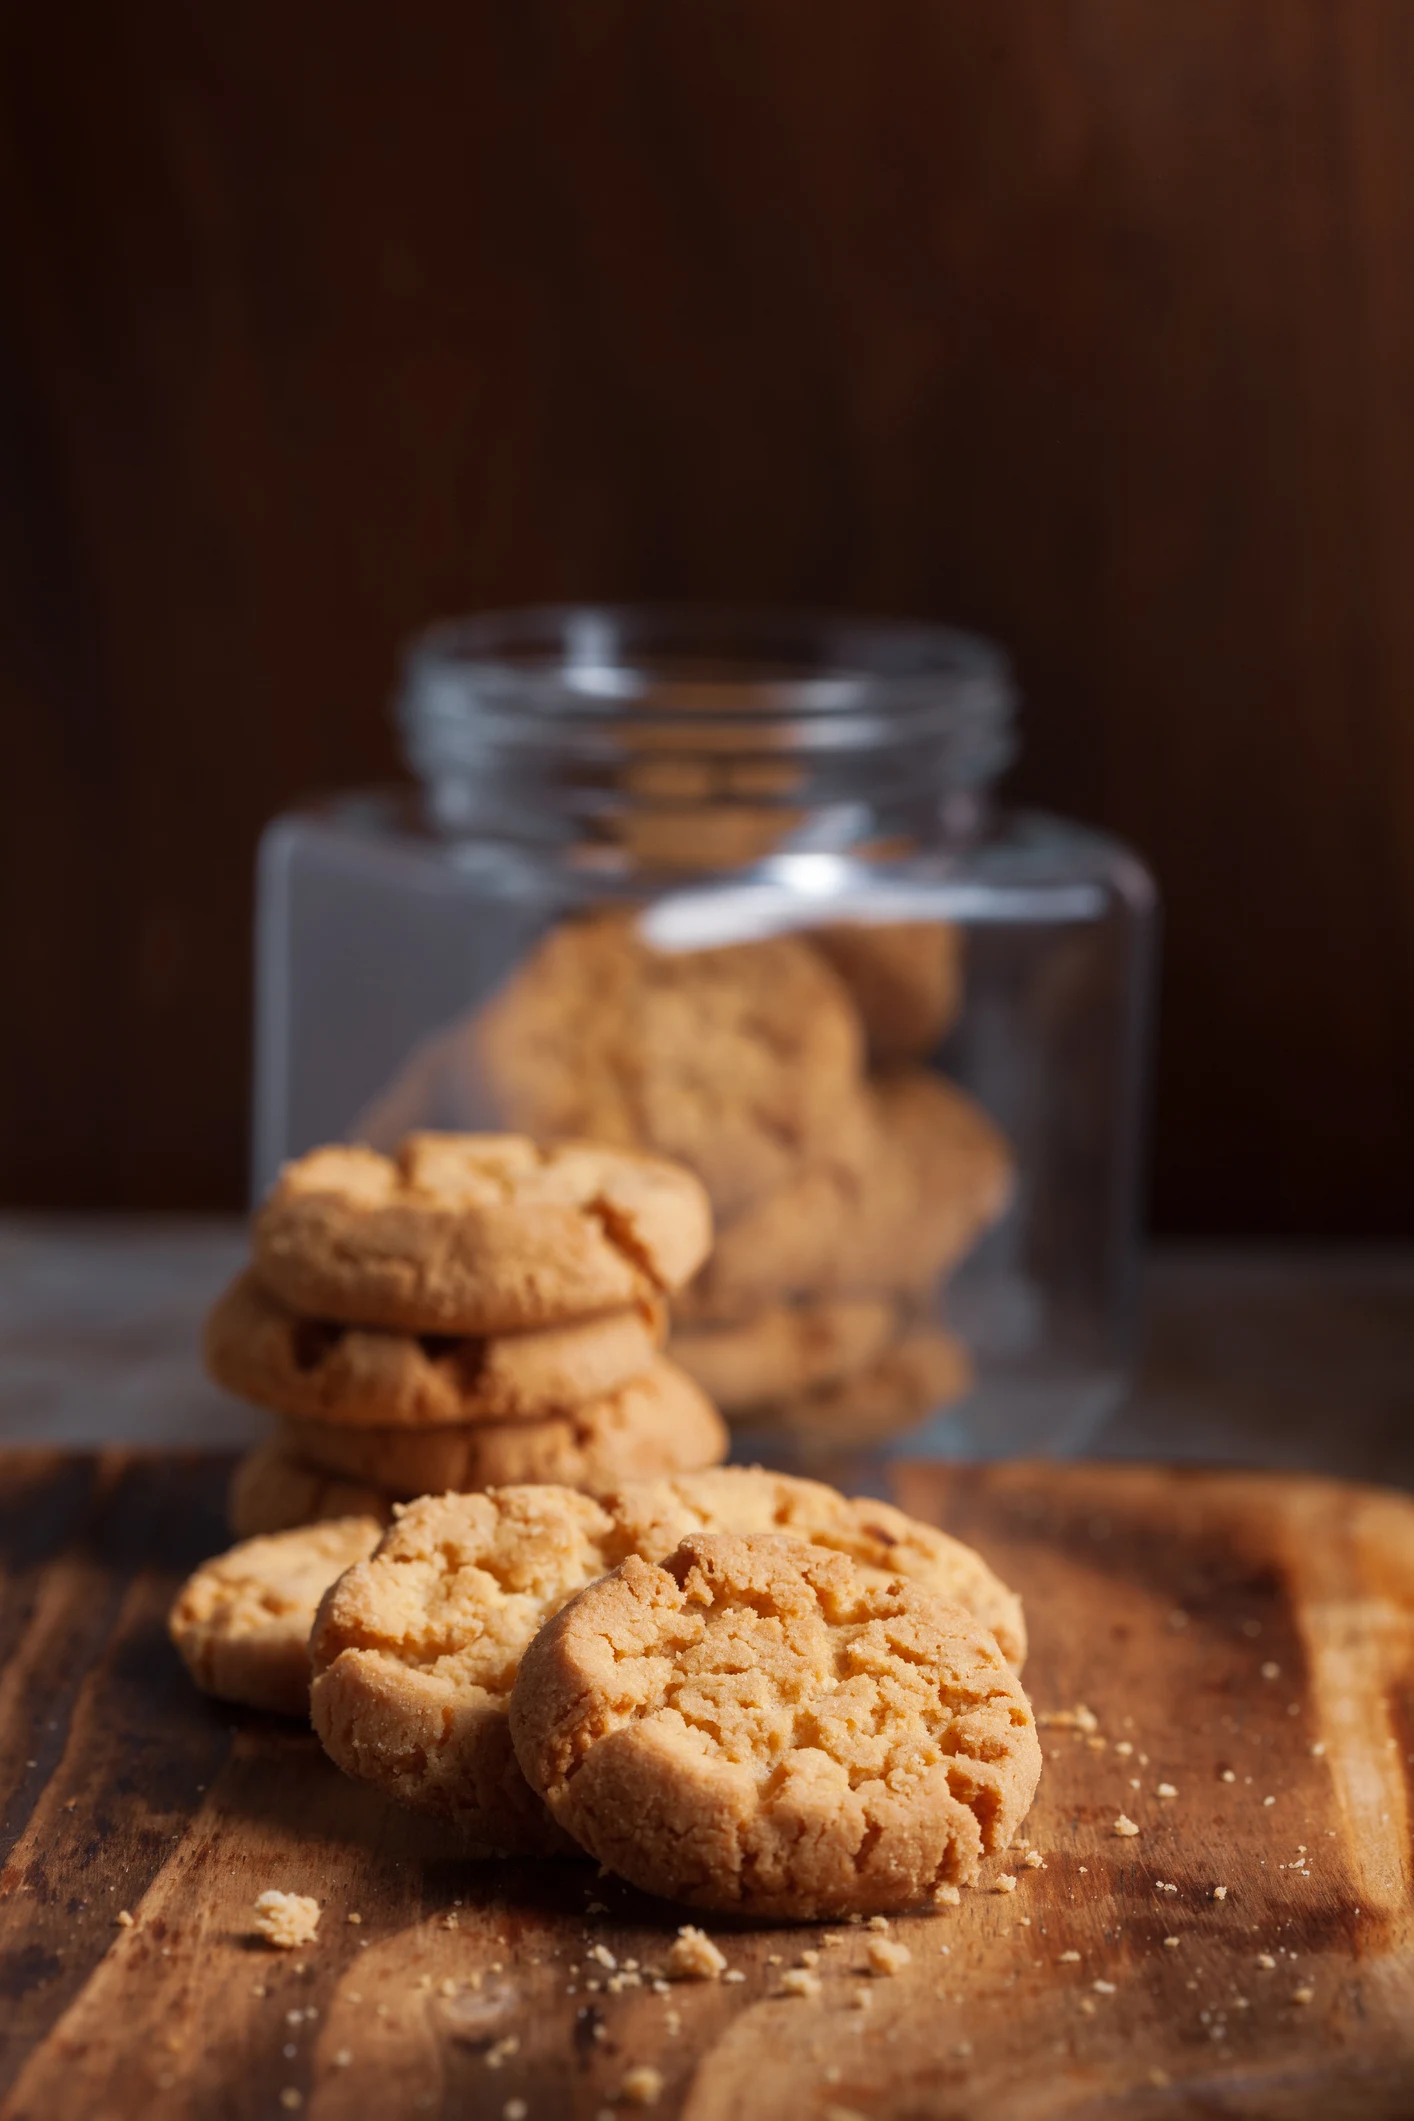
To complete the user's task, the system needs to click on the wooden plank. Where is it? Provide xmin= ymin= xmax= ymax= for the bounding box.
xmin=0 ymin=1452 xmax=1410 ymax=2118
xmin=5 ymin=6 xmax=1414 ymax=1228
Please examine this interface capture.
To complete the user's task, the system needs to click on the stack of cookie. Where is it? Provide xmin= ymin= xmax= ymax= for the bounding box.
xmin=206 ymin=1132 xmax=728 ymax=1536
xmin=169 ymin=1464 xmax=1041 ymax=1917
xmin=452 ymin=910 xmax=1013 ymax=1454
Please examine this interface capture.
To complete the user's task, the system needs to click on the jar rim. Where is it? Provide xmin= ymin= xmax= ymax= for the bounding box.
xmin=395 ymin=603 xmax=1017 ymax=848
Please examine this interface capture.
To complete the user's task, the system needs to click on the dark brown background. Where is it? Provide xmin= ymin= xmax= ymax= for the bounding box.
xmin=4 ymin=1 xmax=1413 ymax=1230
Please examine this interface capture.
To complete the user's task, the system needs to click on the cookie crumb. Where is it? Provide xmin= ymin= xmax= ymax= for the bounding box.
xmin=866 ymin=1937 xmax=911 ymax=1976
xmin=1257 ymin=1953 xmax=1276 ymax=1969
xmin=1022 ymin=1850 xmax=1044 ymax=1869
xmin=1092 ymin=1979 xmax=1116 ymax=1995
xmin=1079 ymin=1997 xmax=1097 ymax=2015
xmin=589 ymin=1943 xmax=618 ymax=1970
xmin=620 ymin=2064 xmax=664 ymax=2105
xmin=1163 ymin=1937 xmax=1180 ymax=1949
xmin=1292 ymin=1986 xmax=1314 ymax=2005
xmin=253 ymin=1892 xmax=320 ymax=1951
xmin=1212 ymin=1886 xmax=1228 ymax=1901
xmin=1310 ymin=1741 xmax=1326 ymax=1757
xmin=1220 ymin=1770 xmax=1236 ymax=1783
xmin=1113 ymin=1815 xmax=1140 ymax=1837
xmin=1260 ymin=1662 xmax=1280 ymax=1680
xmin=1058 ymin=1951 xmax=1081 ymax=1963
xmin=722 ymin=1969 xmax=746 ymax=1984
xmin=993 ymin=1873 xmax=1017 ymax=1893
xmin=780 ymin=1968 xmax=822 ymax=1998
xmin=664 ymin=2008 xmax=681 ymax=2036
xmin=798 ymin=1949 xmax=820 ymax=1968
xmin=334 ymin=2050 xmax=353 ymax=2068
xmin=486 ymin=2035 xmax=520 ymax=2069
xmin=665 ymin=1925 xmax=729 ymax=1968
xmin=346 ymin=1911 xmax=362 ymax=1925
xmin=850 ymin=1983 xmax=872 ymax=2009
xmin=1157 ymin=1783 xmax=1178 ymax=1799
xmin=1037 ymin=1704 xmax=1099 ymax=1733
xmin=933 ymin=1884 xmax=961 ymax=1907
xmin=115 ymin=1910 xmax=134 ymax=1928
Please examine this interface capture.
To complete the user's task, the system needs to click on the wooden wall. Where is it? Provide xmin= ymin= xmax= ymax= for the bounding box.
xmin=4 ymin=1 xmax=1413 ymax=1230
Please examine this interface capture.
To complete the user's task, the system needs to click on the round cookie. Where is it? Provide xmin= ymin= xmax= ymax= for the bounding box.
xmin=278 ymin=1356 xmax=728 ymax=1497
xmin=253 ymin=1132 xmax=712 ymax=1335
xmin=309 ymin=1487 xmax=614 ymax=1854
xmin=808 ymin=920 xmax=963 ymax=1064
xmin=509 ymin=1530 xmax=1041 ymax=1918
xmin=744 ymin=1327 xmax=975 ymax=1455
xmin=308 ymin=1472 xmax=1025 ymax=1856
xmin=206 ymin=1272 xmax=665 ymax=1429
xmin=228 ymin=1442 xmax=395 ymax=1539
xmin=169 ymin=1518 xmax=384 ymax=1716
xmin=471 ymin=911 xmax=874 ymax=1217
xmin=678 ymin=1070 xmax=1013 ymax=1321
xmin=669 ymin=1297 xmax=899 ymax=1413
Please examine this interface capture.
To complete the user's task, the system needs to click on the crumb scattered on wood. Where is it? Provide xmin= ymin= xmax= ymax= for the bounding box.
xmin=253 ymin=1893 xmax=320 ymax=1951
xmin=866 ymin=1936 xmax=911 ymax=1976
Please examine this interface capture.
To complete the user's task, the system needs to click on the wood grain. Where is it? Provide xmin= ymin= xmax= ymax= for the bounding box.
xmin=4 ymin=5 xmax=1414 ymax=1229
xmin=0 ymin=1451 xmax=1410 ymax=2117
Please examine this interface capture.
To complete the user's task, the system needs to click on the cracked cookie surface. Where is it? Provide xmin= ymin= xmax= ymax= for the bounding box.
xmin=509 ymin=1530 xmax=1040 ymax=1917
xmin=253 ymin=1132 xmax=711 ymax=1335
xmin=169 ymin=1517 xmax=384 ymax=1716
xmin=206 ymin=1271 xmax=665 ymax=1428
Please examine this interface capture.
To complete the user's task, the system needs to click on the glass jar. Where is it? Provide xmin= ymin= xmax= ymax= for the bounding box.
xmin=253 ymin=606 xmax=1155 ymax=1484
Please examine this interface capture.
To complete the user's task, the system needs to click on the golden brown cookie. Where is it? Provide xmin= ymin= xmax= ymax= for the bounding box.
xmin=169 ymin=1518 xmax=384 ymax=1716
xmin=253 ymin=1132 xmax=712 ymax=1335
xmin=509 ymin=1531 xmax=1041 ymax=1917
xmin=228 ymin=1442 xmax=395 ymax=1539
xmin=309 ymin=1472 xmax=1025 ymax=1855
xmin=808 ymin=921 xmax=962 ymax=1064
xmin=308 ymin=1487 xmax=610 ymax=1854
xmin=668 ymin=1297 xmax=899 ymax=1413
xmin=602 ymin=1464 xmax=1025 ymax=1667
xmin=278 ymin=1356 xmax=728 ymax=1497
xmin=205 ymin=1272 xmax=665 ymax=1429
xmin=678 ymin=1070 xmax=1013 ymax=1321
xmin=745 ymin=1327 xmax=974 ymax=1454
xmin=471 ymin=911 xmax=873 ymax=1217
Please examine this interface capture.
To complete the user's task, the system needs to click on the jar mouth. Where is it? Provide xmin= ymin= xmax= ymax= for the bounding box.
xmin=396 ymin=603 xmax=1016 ymax=853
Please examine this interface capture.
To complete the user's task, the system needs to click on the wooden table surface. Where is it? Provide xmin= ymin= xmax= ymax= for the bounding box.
xmin=0 ymin=1452 xmax=1411 ymax=2119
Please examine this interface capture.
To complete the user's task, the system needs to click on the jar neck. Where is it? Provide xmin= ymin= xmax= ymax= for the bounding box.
xmin=396 ymin=604 xmax=1016 ymax=869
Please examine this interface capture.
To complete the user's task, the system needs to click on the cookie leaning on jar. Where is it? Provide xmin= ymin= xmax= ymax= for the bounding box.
xmin=206 ymin=1131 xmax=727 ymax=1533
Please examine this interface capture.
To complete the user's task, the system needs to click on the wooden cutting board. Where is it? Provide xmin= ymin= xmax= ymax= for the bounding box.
xmin=0 ymin=1451 xmax=1410 ymax=2120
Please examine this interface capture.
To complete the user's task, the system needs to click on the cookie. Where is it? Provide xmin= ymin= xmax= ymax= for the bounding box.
xmin=509 ymin=1530 xmax=1041 ymax=1917
xmin=603 ymin=1464 xmax=1025 ymax=1668
xmin=205 ymin=1272 xmax=665 ymax=1429
xmin=228 ymin=1442 xmax=395 ymax=1539
xmin=278 ymin=1356 xmax=728 ymax=1497
xmin=808 ymin=921 xmax=962 ymax=1064
xmin=669 ymin=1297 xmax=899 ymax=1413
xmin=169 ymin=1518 xmax=384 ymax=1716
xmin=253 ymin=1132 xmax=712 ymax=1335
xmin=309 ymin=1486 xmax=612 ymax=1854
xmin=309 ymin=1471 xmax=1025 ymax=1854
xmin=678 ymin=1070 xmax=1013 ymax=1321
xmin=745 ymin=1327 xmax=974 ymax=1454
xmin=471 ymin=911 xmax=873 ymax=1217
